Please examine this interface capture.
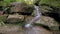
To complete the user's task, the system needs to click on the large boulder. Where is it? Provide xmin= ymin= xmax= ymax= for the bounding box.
xmin=7 ymin=14 xmax=24 ymax=24
xmin=39 ymin=5 xmax=60 ymax=24
xmin=25 ymin=16 xmax=59 ymax=30
xmin=35 ymin=16 xmax=59 ymax=31
xmin=10 ymin=2 xmax=34 ymax=15
xmin=39 ymin=0 xmax=60 ymax=21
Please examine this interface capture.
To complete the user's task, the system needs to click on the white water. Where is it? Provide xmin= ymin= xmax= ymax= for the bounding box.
xmin=25 ymin=5 xmax=41 ymax=28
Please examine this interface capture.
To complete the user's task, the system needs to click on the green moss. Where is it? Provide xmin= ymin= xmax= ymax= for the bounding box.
xmin=39 ymin=0 xmax=60 ymax=8
xmin=0 ymin=15 xmax=7 ymax=22
xmin=49 ymin=26 xmax=59 ymax=31
xmin=0 ymin=15 xmax=7 ymax=26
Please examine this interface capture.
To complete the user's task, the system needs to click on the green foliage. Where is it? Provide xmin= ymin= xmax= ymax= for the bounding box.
xmin=0 ymin=15 xmax=7 ymax=26
xmin=0 ymin=15 xmax=7 ymax=22
xmin=39 ymin=0 xmax=60 ymax=7
xmin=0 ymin=0 xmax=15 ymax=6
xmin=0 ymin=0 xmax=60 ymax=7
xmin=15 ymin=0 xmax=24 ymax=2
xmin=49 ymin=26 xmax=59 ymax=31
xmin=0 ymin=0 xmax=40 ymax=6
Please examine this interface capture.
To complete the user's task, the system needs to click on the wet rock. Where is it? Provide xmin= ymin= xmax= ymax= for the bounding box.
xmin=7 ymin=14 xmax=24 ymax=24
xmin=24 ymin=26 xmax=53 ymax=34
xmin=25 ymin=16 xmax=59 ymax=30
xmin=0 ymin=24 xmax=53 ymax=34
xmin=24 ymin=16 xmax=34 ymax=23
xmin=35 ymin=16 xmax=59 ymax=31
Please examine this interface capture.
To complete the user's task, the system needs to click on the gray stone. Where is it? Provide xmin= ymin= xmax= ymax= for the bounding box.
xmin=35 ymin=16 xmax=59 ymax=30
xmin=0 ymin=25 xmax=53 ymax=34
xmin=25 ymin=16 xmax=59 ymax=30
xmin=7 ymin=14 xmax=24 ymax=24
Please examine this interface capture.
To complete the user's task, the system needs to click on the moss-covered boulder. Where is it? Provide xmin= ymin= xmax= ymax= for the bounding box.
xmin=10 ymin=2 xmax=34 ymax=15
xmin=35 ymin=16 xmax=59 ymax=31
xmin=7 ymin=14 xmax=24 ymax=24
xmin=25 ymin=16 xmax=59 ymax=31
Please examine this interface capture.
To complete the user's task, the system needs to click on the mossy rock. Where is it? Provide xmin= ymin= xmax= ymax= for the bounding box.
xmin=49 ymin=26 xmax=59 ymax=31
xmin=10 ymin=2 xmax=34 ymax=15
xmin=34 ymin=16 xmax=59 ymax=31
xmin=7 ymin=14 xmax=24 ymax=24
